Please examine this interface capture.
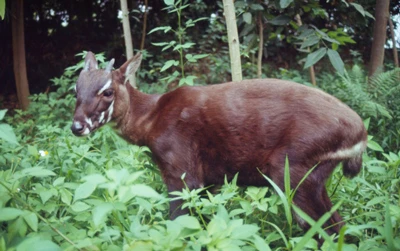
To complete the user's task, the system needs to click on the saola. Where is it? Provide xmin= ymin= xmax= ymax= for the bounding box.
xmin=71 ymin=52 xmax=367 ymax=235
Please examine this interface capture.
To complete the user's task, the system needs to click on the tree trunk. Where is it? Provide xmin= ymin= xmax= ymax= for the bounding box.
xmin=11 ymin=0 xmax=30 ymax=110
xmin=388 ymin=18 xmax=399 ymax=68
xmin=368 ymin=0 xmax=390 ymax=77
xmin=222 ymin=0 xmax=242 ymax=82
xmin=120 ymin=0 xmax=136 ymax=87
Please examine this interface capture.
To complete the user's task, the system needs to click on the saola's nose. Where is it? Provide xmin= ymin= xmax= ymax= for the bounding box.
xmin=71 ymin=121 xmax=87 ymax=136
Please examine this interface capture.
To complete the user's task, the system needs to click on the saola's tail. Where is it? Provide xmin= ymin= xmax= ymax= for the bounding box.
xmin=342 ymin=154 xmax=363 ymax=178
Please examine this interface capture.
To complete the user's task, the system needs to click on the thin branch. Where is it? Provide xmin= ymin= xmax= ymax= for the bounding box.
xmin=140 ymin=0 xmax=148 ymax=51
xmin=257 ymin=11 xmax=264 ymax=78
xmin=295 ymin=14 xmax=316 ymax=86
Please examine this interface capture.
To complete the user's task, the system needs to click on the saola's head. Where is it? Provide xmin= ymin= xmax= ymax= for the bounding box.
xmin=71 ymin=51 xmax=142 ymax=136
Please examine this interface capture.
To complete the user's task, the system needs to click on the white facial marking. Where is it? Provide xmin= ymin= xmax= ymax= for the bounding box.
xmin=85 ymin=117 xmax=93 ymax=128
xmin=99 ymin=112 xmax=105 ymax=124
xmin=106 ymin=101 xmax=114 ymax=123
xmin=82 ymin=128 xmax=90 ymax=135
xmin=325 ymin=141 xmax=366 ymax=160
xmin=97 ymin=79 xmax=112 ymax=95
xmin=74 ymin=121 xmax=82 ymax=129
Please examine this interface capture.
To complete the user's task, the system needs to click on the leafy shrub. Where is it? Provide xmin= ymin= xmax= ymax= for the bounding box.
xmin=318 ymin=66 xmax=400 ymax=151
xmin=0 ymin=57 xmax=399 ymax=250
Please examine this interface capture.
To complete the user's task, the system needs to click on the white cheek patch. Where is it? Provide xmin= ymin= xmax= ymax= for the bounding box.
xmin=106 ymin=101 xmax=115 ymax=123
xmin=99 ymin=112 xmax=105 ymax=124
xmin=82 ymin=127 xmax=90 ymax=135
xmin=97 ymin=80 xmax=112 ymax=95
xmin=85 ymin=117 xmax=93 ymax=129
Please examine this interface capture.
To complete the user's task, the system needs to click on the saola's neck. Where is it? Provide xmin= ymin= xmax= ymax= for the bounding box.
xmin=113 ymin=83 xmax=160 ymax=145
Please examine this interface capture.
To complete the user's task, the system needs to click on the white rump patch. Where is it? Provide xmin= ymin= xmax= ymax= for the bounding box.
xmin=325 ymin=141 xmax=366 ymax=160
xmin=97 ymin=80 xmax=112 ymax=95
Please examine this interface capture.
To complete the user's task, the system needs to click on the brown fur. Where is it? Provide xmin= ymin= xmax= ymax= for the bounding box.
xmin=72 ymin=52 xmax=368 ymax=236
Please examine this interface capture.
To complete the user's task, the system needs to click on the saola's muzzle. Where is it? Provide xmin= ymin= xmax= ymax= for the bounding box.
xmin=71 ymin=120 xmax=89 ymax=136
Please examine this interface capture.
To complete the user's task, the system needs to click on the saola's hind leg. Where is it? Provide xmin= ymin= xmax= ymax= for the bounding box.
xmin=290 ymin=161 xmax=344 ymax=235
xmin=293 ymin=183 xmax=343 ymax=234
xmin=269 ymin=160 xmax=344 ymax=235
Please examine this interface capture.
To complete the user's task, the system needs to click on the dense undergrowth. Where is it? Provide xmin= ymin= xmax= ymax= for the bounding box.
xmin=0 ymin=57 xmax=399 ymax=250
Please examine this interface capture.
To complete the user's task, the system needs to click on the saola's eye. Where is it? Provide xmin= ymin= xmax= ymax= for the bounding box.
xmin=103 ymin=89 xmax=114 ymax=97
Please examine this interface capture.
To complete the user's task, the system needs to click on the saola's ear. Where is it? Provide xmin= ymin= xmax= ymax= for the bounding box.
xmin=118 ymin=53 xmax=143 ymax=84
xmin=82 ymin=51 xmax=98 ymax=71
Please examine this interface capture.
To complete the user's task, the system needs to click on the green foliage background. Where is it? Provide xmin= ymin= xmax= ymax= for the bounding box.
xmin=1 ymin=0 xmax=400 ymax=250
xmin=0 ymin=51 xmax=399 ymax=250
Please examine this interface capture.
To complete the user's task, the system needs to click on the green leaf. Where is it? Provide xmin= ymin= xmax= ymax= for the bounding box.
xmin=350 ymin=3 xmax=365 ymax=17
xmin=73 ymin=181 xmax=97 ymax=202
xmin=92 ymin=202 xmax=114 ymax=227
xmin=367 ymin=140 xmax=383 ymax=152
xmin=39 ymin=188 xmax=55 ymax=204
xmin=16 ymin=237 xmax=61 ymax=251
xmin=174 ymin=215 xmax=201 ymax=229
xmin=173 ymin=42 xmax=195 ymax=51
xmin=0 ymin=237 xmax=5 ymax=251
xmin=363 ymin=118 xmax=370 ymax=130
xmin=231 ymin=224 xmax=259 ymax=239
xmin=151 ymin=42 xmax=170 ymax=47
xmin=193 ymin=54 xmax=208 ymax=60
xmin=60 ymin=188 xmax=72 ymax=205
xmin=280 ymin=0 xmax=293 ymax=9
xmin=327 ymin=49 xmax=344 ymax=75
xmin=20 ymin=167 xmax=56 ymax=177
xmin=82 ymin=174 xmax=107 ymax=185
xmin=179 ymin=76 xmax=197 ymax=86
xmin=53 ymin=177 xmax=65 ymax=187
xmin=261 ymin=174 xmax=292 ymax=225
xmin=250 ymin=4 xmax=264 ymax=10
xmin=71 ymin=201 xmax=91 ymax=212
xmin=253 ymin=235 xmax=271 ymax=251
xmin=0 ymin=208 xmax=23 ymax=221
xmin=27 ymin=145 xmax=39 ymax=157
xmin=23 ymin=212 xmax=38 ymax=232
xmin=0 ymin=0 xmax=5 ymax=20
xmin=0 ymin=109 xmax=6 ymax=120
xmin=160 ymin=60 xmax=178 ymax=72
xmin=292 ymin=203 xmax=339 ymax=251
xmin=164 ymin=0 xmax=175 ymax=6
xmin=384 ymin=195 xmax=395 ymax=250
xmin=269 ymin=15 xmax=291 ymax=25
xmin=366 ymin=196 xmax=385 ymax=207
xmin=303 ymin=48 xmax=326 ymax=69
xmin=243 ymin=12 xmax=252 ymax=24
xmin=148 ymin=26 xmax=172 ymax=34
xmin=300 ymin=35 xmax=320 ymax=49
xmin=185 ymin=54 xmax=195 ymax=63
xmin=130 ymin=184 xmax=162 ymax=199
xmin=0 ymin=123 xmax=19 ymax=145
